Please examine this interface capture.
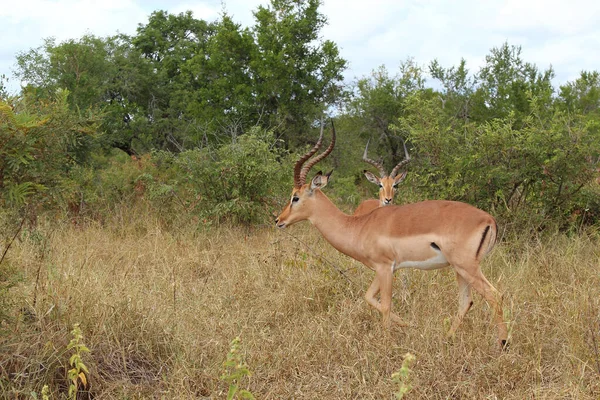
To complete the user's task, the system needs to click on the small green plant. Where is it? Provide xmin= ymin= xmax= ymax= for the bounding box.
xmin=221 ymin=337 xmax=255 ymax=400
xmin=392 ymin=352 xmax=416 ymax=399
xmin=66 ymin=323 xmax=90 ymax=400
xmin=30 ymin=384 xmax=51 ymax=400
xmin=42 ymin=384 xmax=51 ymax=400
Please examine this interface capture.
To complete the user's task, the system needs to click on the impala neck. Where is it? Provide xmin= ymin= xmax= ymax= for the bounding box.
xmin=308 ymin=190 xmax=363 ymax=259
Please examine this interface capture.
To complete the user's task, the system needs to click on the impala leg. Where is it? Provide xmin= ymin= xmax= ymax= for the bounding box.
xmin=364 ymin=274 xmax=381 ymax=313
xmin=457 ymin=267 xmax=508 ymax=349
xmin=364 ymin=269 xmax=408 ymax=327
xmin=378 ymin=268 xmax=394 ymax=328
xmin=448 ymin=271 xmax=473 ymax=336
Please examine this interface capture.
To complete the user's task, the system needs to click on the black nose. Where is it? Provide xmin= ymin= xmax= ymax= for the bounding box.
xmin=385 ymin=198 xmax=392 ymax=203
xmin=275 ymin=217 xmax=279 ymax=224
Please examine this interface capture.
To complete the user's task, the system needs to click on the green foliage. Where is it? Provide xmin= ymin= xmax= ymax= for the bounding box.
xmin=0 ymin=74 xmax=9 ymax=100
xmin=558 ymin=70 xmax=600 ymax=116
xmin=15 ymin=2 xmax=347 ymax=153
xmin=327 ymin=174 xmax=362 ymax=208
xmin=67 ymin=323 xmax=90 ymax=399
xmin=221 ymin=337 xmax=255 ymax=400
xmin=251 ymin=0 xmax=347 ymax=145
xmin=391 ymin=353 xmax=416 ymax=399
xmin=348 ymin=60 xmax=427 ymax=165
xmin=471 ymin=42 xmax=555 ymax=126
xmin=0 ymin=91 xmax=100 ymax=210
xmin=182 ymin=13 xmax=255 ymax=138
xmin=144 ymin=127 xmax=288 ymax=224
xmin=6 ymin=5 xmax=600 ymax=232
xmin=61 ymin=149 xmax=143 ymax=218
xmin=400 ymin=89 xmax=600 ymax=229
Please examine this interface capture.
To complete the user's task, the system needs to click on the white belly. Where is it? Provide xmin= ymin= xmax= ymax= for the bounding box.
xmin=393 ymin=251 xmax=449 ymax=271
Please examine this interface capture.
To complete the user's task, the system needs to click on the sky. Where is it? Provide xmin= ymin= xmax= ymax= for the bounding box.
xmin=1 ymin=0 xmax=599 ymax=95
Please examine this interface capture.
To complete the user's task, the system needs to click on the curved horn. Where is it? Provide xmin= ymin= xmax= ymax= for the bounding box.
xmin=299 ymin=120 xmax=336 ymax=185
xmin=390 ymin=139 xmax=411 ymax=178
xmin=362 ymin=139 xmax=386 ymax=178
xmin=293 ymin=122 xmax=324 ymax=187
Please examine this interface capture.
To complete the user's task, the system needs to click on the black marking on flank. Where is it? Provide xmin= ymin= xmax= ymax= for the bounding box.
xmin=430 ymin=242 xmax=440 ymax=251
xmin=476 ymin=225 xmax=490 ymax=258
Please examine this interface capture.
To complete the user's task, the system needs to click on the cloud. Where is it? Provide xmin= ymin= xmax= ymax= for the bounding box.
xmin=171 ymin=2 xmax=220 ymax=21
xmin=1 ymin=0 xmax=146 ymax=42
xmin=1 ymin=0 xmax=150 ymax=92
xmin=2 ymin=0 xmax=600 ymax=95
xmin=320 ymin=0 xmax=600 ymax=85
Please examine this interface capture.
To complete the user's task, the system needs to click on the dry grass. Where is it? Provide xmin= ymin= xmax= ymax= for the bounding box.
xmin=1 ymin=211 xmax=600 ymax=399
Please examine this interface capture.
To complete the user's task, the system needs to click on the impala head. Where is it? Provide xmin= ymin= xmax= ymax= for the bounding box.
xmin=275 ymin=121 xmax=336 ymax=228
xmin=362 ymin=140 xmax=410 ymax=206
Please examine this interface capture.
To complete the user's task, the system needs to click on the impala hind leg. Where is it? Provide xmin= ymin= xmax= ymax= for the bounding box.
xmin=365 ymin=269 xmax=408 ymax=327
xmin=448 ymin=271 xmax=473 ymax=336
xmin=456 ymin=266 xmax=508 ymax=349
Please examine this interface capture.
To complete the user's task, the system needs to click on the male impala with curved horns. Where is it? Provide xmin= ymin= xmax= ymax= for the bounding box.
xmin=353 ymin=140 xmax=411 ymax=216
xmin=275 ymin=121 xmax=509 ymax=348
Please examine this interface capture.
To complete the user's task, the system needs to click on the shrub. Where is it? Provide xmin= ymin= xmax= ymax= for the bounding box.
xmin=0 ymin=90 xmax=100 ymax=212
xmin=145 ymin=127 xmax=288 ymax=225
xmin=400 ymin=91 xmax=600 ymax=230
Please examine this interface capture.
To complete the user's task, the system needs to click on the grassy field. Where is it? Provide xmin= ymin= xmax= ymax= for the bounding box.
xmin=1 ymin=209 xmax=600 ymax=399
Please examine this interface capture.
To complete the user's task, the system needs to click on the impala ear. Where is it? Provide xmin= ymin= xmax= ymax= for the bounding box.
xmin=310 ymin=170 xmax=332 ymax=191
xmin=364 ymin=170 xmax=380 ymax=185
xmin=393 ymin=170 xmax=408 ymax=185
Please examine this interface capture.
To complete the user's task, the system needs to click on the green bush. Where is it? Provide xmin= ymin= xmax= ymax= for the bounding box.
xmin=60 ymin=149 xmax=144 ymax=219
xmin=400 ymin=91 xmax=600 ymax=230
xmin=143 ymin=127 xmax=288 ymax=225
xmin=0 ymin=90 xmax=100 ymax=212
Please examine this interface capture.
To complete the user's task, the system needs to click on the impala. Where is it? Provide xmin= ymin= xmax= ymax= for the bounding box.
xmin=353 ymin=140 xmax=410 ymax=216
xmin=275 ymin=122 xmax=508 ymax=348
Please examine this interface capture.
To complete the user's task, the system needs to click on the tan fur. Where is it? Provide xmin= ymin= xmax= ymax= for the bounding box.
xmin=353 ymin=141 xmax=409 ymax=215
xmin=353 ymin=199 xmax=381 ymax=216
xmin=276 ymin=177 xmax=508 ymax=348
xmin=352 ymin=173 xmax=407 ymax=216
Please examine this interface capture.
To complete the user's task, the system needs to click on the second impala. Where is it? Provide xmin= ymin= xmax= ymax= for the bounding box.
xmin=353 ymin=139 xmax=411 ymax=216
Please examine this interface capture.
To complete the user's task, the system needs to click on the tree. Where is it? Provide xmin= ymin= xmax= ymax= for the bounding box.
xmin=0 ymin=74 xmax=9 ymax=100
xmin=251 ymin=0 xmax=347 ymax=146
xmin=15 ymin=35 xmax=148 ymax=154
xmin=14 ymin=2 xmax=347 ymax=153
xmin=16 ymin=36 xmax=115 ymax=111
xmin=181 ymin=13 xmax=256 ymax=143
xmin=557 ymin=70 xmax=600 ymax=116
xmin=0 ymin=89 xmax=100 ymax=209
xmin=402 ymin=86 xmax=600 ymax=228
xmin=131 ymin=10 xmax=216 ymax=151
xmin=429 ymin=58 xmax=476 ymax=125
xmin=348 ymin=60 xmax=429 ymax=165
xmin=471 ymin=43 xmax=555 ymax=126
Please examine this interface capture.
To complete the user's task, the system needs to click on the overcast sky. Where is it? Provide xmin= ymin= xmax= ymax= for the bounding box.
xmin=1 ymin=0 xmax=599 ymax=95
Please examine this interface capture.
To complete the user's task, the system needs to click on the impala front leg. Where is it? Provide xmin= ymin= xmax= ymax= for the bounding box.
xmin=365 ymin=267 xmax=408 ymax=327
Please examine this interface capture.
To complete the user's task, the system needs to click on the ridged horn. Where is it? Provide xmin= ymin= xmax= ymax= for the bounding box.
xmin=390 ymin=139 xmax=411 ymax=178
xmin=293 ymin=122 xmax=324 ymax=188
xmin=362 ymin=139 xmax=386 ymax=178
xmin=298 ymin=120 xmax=336 ymax=185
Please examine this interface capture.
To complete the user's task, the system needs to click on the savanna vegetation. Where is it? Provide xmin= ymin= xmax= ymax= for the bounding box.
xmin=1 ymin=0 xmax=599 ymax=398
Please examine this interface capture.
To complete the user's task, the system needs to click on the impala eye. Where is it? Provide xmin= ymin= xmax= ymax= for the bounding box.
xmin=379 ymin=184 xmax=383 ymax=188
xmin=292 ymin=196 xmax=300 ymax=203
